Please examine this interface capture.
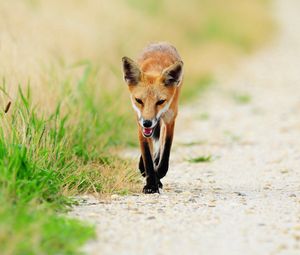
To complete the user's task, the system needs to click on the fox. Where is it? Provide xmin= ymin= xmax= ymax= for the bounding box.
xmin=122 ymin=42 xmax=183 ymax=194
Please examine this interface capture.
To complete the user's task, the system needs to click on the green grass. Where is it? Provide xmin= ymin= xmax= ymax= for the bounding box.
xmin=198 ymin=113 xmax=210 ymax=121
xmin=233 ymin=92 xmax=252 ymax=104
xmin=0 ymin=87 xmax=95 ymax=254
xmin=0 ymin=204 xmax=95 ymax=255
xmin=180 ymin=74 xmax=214 ymax=102
xmin=179 ymin=141 xmax=206 ymax=147
xmin=187 ymin=155 xmax=212 ymax=163
xmin=0 ymin=79 xmax=139 ymax=254
xmin=126 ymin=0 xmax=162 ymax=15
xmin=224 ymin=130 xmax=241 ymax=142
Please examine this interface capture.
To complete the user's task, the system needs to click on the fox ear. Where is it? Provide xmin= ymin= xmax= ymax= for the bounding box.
xmin=162 ymin=61 xmax=183 ymax=86
xmin=122 ymin=57 xmax=141 ymax=85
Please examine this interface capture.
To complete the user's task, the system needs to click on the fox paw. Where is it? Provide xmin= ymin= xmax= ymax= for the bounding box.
xmin=143 ymin=184 xmax=159 ymax=194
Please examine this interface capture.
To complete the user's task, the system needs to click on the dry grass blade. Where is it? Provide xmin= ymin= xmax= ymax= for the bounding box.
xmin=4 ymin=101 xmax=11 ymax=113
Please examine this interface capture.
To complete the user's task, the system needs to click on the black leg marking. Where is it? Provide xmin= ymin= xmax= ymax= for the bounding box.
xmin=152 ymin=120 xmax=161 ymax=141
xmin=157 ymin=136 xmax=172 ymax=179
xmin=138 ymin=155 xmax=146 ymax=177
xmin=142 ymin=141 xmax=159 ymax=194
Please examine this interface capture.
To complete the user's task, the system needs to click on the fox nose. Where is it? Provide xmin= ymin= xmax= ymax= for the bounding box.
xmin=143 ymin=120 xmax=152 ymax=128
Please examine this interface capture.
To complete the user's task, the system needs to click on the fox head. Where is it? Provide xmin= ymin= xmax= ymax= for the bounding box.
xmin=122 ymin=56 xmax=183 ymax=137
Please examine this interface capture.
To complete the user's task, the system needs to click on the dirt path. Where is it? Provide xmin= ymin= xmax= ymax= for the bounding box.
xmin=71 ymin=1 xmax=300 ymax=254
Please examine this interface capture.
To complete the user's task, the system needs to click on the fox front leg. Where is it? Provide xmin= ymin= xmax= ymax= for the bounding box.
xmin=156 ymin=122 xmax=175 ymax=180
xmin=139 ymin=130 xmax=159 ymax=194
xmin=138 ymin=155 xmax=146 ymax=177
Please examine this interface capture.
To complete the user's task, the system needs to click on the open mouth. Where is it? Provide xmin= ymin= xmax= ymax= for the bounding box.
xmin=142 ymin=127 xmax=154 ymax=137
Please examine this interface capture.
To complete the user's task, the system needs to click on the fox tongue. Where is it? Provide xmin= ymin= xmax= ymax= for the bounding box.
xmin=143 ymin=128 xmax=153 ymax=136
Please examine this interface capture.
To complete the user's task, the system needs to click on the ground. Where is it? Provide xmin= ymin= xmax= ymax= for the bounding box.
xmin=70 ymin=1 xmax=300 ymax=254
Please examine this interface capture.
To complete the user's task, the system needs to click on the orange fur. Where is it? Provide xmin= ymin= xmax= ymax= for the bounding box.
xmin=122 ymin=42 xmax=183 ymax=193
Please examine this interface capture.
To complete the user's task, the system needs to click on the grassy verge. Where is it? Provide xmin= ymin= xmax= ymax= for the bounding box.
xmin=0 ymin=0 xmax=274 ymax=254
xmin=0 ymin=80 xmax=139 ymax=254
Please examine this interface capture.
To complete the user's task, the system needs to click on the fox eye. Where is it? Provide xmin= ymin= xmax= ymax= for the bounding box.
xmin=135 ymin=98 xmax=143 ymax=105
xmin=156 ymin=99 xmax=166 ymax=106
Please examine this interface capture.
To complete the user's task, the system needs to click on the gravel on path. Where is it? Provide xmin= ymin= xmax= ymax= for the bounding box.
xmin=70 ymin=1 xmax=300 ymax=254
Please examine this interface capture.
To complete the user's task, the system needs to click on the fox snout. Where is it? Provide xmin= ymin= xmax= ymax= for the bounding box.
xmin=139 ymin=118 xmax=158 ymax=138
xmin=142 ymin=119 xmax=153 ymax=128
